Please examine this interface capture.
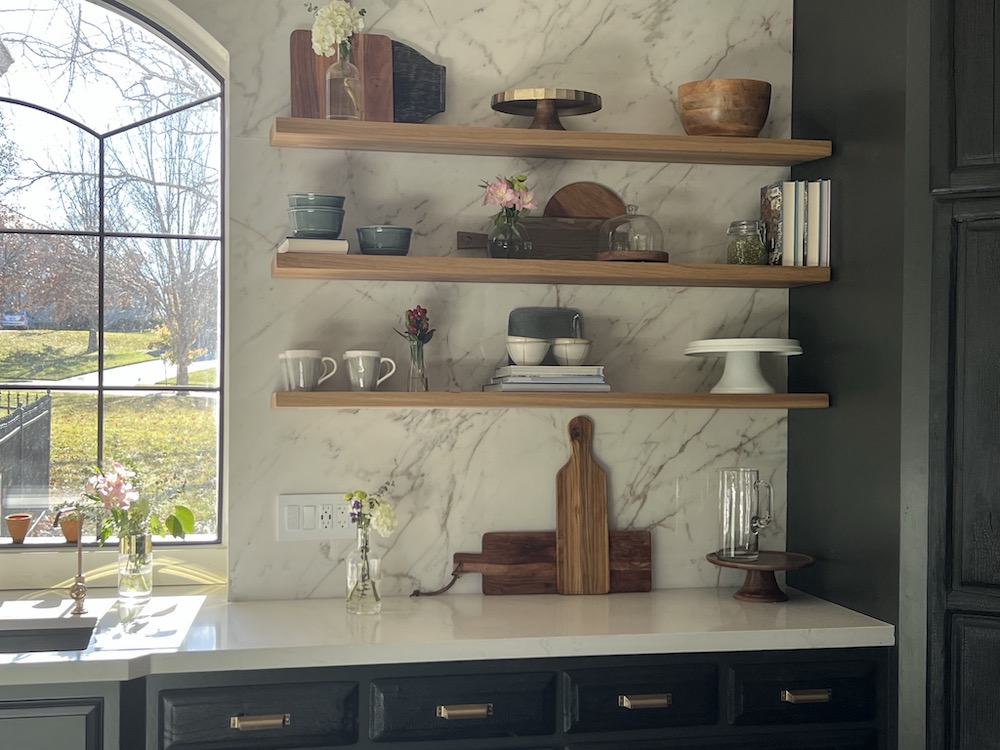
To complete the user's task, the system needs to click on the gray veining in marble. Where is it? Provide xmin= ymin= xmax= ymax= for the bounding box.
xmin=166 ymin=0 xmax=795 ymax=600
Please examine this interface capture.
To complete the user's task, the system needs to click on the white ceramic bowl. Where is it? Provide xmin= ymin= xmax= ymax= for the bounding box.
xmin=551 ymin=337 xmax=592 ymax=366
xmin=506 ymin=336 xmax=550 ymax=366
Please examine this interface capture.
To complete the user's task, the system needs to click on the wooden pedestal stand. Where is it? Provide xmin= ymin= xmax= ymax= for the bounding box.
xmin=706 ymin=550 xmax=815 ymax=603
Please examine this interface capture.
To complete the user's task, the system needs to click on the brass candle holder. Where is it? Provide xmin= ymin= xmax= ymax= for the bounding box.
xmin=68 ymin=511 xmax=87 ymax=615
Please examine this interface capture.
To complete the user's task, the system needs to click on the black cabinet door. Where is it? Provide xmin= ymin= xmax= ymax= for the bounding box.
xmin=0 ymin=698 xmax=102 ymax=750
xmin=932 ymin=0 xmax=1000 ymax=192
xmin=930 ymin=198 xmax=1000 ymax=749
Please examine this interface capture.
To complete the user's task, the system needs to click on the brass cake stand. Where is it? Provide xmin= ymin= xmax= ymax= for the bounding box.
xmin=491 ymin=87 xmax=602 ymax=130
xmin=706 ymin=550 xmax=815 ymax=603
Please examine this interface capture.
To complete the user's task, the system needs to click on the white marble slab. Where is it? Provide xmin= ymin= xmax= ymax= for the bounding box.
xmin=0 ymin=586 xmax=893 ymax=686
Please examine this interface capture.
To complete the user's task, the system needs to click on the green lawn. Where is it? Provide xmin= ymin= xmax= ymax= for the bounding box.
xmin=0 ymin=329 xmax=156 ymax=379
xmin=0 ymin=329 xmax=219 ymax=536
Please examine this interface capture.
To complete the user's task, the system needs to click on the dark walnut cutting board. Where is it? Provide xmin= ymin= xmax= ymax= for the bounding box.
xmin=289 ymin=30 xmax=445 ymax=123
xmin=452 ymin=531 xmax=651 ymax=595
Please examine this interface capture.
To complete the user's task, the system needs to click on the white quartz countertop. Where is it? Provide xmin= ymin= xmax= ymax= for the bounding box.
xmin=0 ymin=586 xmax=894 ymax=686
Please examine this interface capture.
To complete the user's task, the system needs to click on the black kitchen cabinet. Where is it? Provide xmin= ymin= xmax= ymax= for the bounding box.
xmin=0 ymin=682 xmax=119 ymax=750
xmin=122 ymin=649 xmax=888 ymax=749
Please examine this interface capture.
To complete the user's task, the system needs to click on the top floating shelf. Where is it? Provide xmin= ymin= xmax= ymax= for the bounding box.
xmin=270 ymin=118 xmax=832 ymax=167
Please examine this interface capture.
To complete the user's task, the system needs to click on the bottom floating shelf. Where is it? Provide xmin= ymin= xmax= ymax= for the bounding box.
xmin=271 ymin=391 xmax=829 ymax=409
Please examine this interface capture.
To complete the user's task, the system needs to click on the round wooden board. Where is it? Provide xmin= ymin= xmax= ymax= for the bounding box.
xmin=544 ymin=182 xmax=626 ymax=219
xmin=706 ymin=550 xmax=815 ymax=603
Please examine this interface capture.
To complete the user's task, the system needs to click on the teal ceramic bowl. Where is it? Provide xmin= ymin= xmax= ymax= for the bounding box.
xmin=288 ymin=207 xmax=345 ymax=238
xmin=287 ymin=193 xmax=345 ymax=209
xmin=356 ymin=226 xmax=412 ymax=256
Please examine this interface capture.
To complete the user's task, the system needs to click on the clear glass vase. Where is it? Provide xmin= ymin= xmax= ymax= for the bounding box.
xmin=487 ymin=218 xmax=532 ymax=259
xmin=118 ymin=534 xmax=153 ymax=605
xmin=326 ymin=44 xmax=364 ymax=120
xmin=346 ymin=524 xmax=382 ymax=615
xmin=408 ymin=340 xmax=429 ymax=392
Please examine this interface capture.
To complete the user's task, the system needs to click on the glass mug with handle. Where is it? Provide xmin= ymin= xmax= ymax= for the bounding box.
xmin=281 ymin=349 xmax=338 ymax=391
xmin=717 ymin=467 xmax=773 ymax=561
xmin=342 ymin=350 xmax=396 ymax=391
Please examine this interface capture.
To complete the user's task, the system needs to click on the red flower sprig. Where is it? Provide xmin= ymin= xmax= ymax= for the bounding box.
xmin=395 ymin=305 xmax=435 ymax=344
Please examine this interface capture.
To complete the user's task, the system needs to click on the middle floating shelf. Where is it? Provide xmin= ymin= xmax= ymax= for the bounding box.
xmin=272 ymin=392 xmax=830 ymax=410
xmin=272 ymin=254 xmax=831 ymax=288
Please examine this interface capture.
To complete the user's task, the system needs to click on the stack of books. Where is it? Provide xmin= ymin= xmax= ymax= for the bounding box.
xmin=483 ymin=365 xmax=610 ymax=392
xmin=759 ymin=179 xmax=831 ymax=267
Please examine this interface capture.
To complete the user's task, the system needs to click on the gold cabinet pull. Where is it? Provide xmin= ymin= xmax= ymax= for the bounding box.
xmin=229 ymin=713 xmax=290 ymax=731
xmin=436 ymin=703 xmax=494 ymax=720
xmin=780 ymin=688 xmax=833 ymax=704
xmin=618 ymin=693 xmax=672 ymax=709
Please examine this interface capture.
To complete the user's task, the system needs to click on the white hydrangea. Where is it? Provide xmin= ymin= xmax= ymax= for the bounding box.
xmin=370 ymin=501 xmax=397 ymax=537
xmin=310 ymin=0 xmax=366 ymax=57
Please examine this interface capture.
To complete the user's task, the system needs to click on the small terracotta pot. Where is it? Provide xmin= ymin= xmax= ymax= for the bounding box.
xmin=58 ymin=513 xmax=81 ymax=544
xmin=5 ymin=513 xmax=32 ymax=544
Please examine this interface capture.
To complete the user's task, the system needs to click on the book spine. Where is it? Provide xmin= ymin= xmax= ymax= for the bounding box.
xmin=781 ymin=181 xmax=797 ymax=267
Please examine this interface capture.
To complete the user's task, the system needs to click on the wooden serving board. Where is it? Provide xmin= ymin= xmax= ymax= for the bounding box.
xmin=556 ymin=415 xmax=611 ymax=594
xmin=453 ymin=530 xmax=651 ymax=595
xmin=544 ymin=182 xmax=626 ymax=219
xmin=456 ymin=217 xmax=604 ymax=260
xmin=290 ymin=30 xmax=393 ymax=121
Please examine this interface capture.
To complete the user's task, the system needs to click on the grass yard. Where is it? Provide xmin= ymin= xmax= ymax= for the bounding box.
xmin=0 ymin=329 xmax=156 ymax=380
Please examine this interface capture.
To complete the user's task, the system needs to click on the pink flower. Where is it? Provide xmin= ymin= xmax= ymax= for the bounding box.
xmin=480 ymin=174 xmax=536 ymax=227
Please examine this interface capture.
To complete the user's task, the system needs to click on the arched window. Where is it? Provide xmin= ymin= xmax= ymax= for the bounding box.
xmin=0 ymin=0 xmax=224 ymax=551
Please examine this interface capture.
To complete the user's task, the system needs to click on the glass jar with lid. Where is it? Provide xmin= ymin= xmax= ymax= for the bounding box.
xmin=600 ymin=204 xmax=664 ymax=253
xmin=726 ymin=220 xmax=767 ymax=265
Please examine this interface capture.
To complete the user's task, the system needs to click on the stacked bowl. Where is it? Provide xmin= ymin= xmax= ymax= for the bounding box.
xmin=287 ymin=193 xmax=345 ymax=238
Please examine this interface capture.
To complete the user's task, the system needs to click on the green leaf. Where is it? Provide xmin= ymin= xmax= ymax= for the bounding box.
xmin=172 ymin=505 xmax=196 ymax=534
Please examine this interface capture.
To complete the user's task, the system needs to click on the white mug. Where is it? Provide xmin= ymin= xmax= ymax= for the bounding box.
xmin=282 ymin=349 xmax=337 ymax=391
xmin=343 ymin=350 xmax=396 ymax=391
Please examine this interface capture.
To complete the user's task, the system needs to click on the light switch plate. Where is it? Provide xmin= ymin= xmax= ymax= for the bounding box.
xmin=277 ymin=493 xmax=355 ymax=541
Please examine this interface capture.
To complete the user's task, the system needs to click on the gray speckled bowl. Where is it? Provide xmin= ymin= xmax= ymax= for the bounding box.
xmin=356 ymin=226 xmax=412 ymax=256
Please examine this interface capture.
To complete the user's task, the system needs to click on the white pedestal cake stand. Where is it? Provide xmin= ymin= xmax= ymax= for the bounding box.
xmin=684 ymin=338 xmax=802 ymax=394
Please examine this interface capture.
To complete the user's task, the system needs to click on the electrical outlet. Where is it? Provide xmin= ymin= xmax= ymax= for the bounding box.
xmin=277 ymin=494 xmax=355 ymax=541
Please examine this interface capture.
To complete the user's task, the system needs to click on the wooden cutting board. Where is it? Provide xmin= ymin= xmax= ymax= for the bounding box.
xmin=556 ymin=415 xmax=611 ymax=594
xmin=456 ymin=217 xmax=605 ymax=260
xmin=290 ymin=30 xmax=394 ymax=121
xmin=453 ymin=530 xmax=651 ymax=595
xmin=544 ymin=182 xmax=626 ymax=219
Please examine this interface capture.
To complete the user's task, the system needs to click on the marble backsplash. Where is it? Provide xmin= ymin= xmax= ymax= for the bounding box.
xmin=168 ymin=0 xmax=795 ymax=600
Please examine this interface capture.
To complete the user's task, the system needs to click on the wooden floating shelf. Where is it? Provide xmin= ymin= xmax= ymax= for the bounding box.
xmin=272 ymin=254 xmax=830 ymax=288
xmin=272 ymin=392 xmax=829 ymax=410
xmin=270 ymin=118 xmax=832 ymax=167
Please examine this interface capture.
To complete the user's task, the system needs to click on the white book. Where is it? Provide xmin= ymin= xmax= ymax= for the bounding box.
xmin=491 ymin=375 xmax=607 ymax=384
xmin=276 ymin=236 xmax=350 ymax=254
xmin=780 ymin=180 xmax=797 ymax=267
xmin=806 ymin=180 xmax=822 ymax=267
xmin=483 ymin=382 xmax=611 ymax=392
xmin=794 ymin=180 xmax=807 ymax=266
xmin=493 ymin=365 xmax=605 ymax=379
xmin=819 ymin=179 xmax=832 ymax=267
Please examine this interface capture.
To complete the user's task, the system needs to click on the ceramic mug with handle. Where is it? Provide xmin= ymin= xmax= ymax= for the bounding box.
xmin=282 ymin=349 xmax=338 ymax=391
xmin=343 ymin=350 xmax=396 ymax=391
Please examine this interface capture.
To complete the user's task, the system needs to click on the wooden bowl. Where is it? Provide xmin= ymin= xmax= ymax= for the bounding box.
xmin=677 ymin=78 xmax=772 ymax=137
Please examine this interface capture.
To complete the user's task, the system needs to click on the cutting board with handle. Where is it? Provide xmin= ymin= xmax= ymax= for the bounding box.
xmin=453 ymin=530 xmax=651 ymax=595
xmin=544 ymin=181 xmax=626 ymax=219
xmin=556 ymin=415 xmax=611 ymax=594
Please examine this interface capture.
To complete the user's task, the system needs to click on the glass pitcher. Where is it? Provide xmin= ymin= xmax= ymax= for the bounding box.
xmin=717 ymin=467 xmax=773 ymax=561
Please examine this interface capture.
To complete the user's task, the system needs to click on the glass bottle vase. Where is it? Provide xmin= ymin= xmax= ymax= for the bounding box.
xmin=487 ymin=218 xmax=532 ymax=259
xmin=326 ymin=44 xmax=364 ymax=121
xmin=346 ymin=524 xmax=382 ymax=615
xmin=118 ymin=533 xmax=153 ymax=605
xmin=407 ymin=340 xmax=429 ymax=392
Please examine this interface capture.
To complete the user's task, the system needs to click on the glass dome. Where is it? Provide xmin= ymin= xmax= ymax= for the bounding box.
xmin=599 ymin=204 xmax=664 ymax=253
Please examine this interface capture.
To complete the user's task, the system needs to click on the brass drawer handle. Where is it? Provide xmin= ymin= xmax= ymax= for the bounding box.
xmin=229 ymin=713 xmax=291 ymax=731
xmin=436 ymin=703 xmax=494 ymax=720
xmin=618 ymin=693 xmax=673 ymax=709
xmin=781 ymin=688 xmax=833 ymax=704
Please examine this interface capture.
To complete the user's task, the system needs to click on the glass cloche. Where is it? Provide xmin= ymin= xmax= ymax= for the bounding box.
xmin=599 ymin=204 xmax=664 ymax=253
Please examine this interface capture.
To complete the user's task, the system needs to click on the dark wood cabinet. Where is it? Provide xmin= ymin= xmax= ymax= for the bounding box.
xmin=928 ymin=197 xmax=1000 ymax=750
xmin=931 ymin=0 xmax=1000 ymax=192
xmin=0 ymin=682 xmax=119 ymax=750
xmin=125 ymin=649 xmax=888 ymax=749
